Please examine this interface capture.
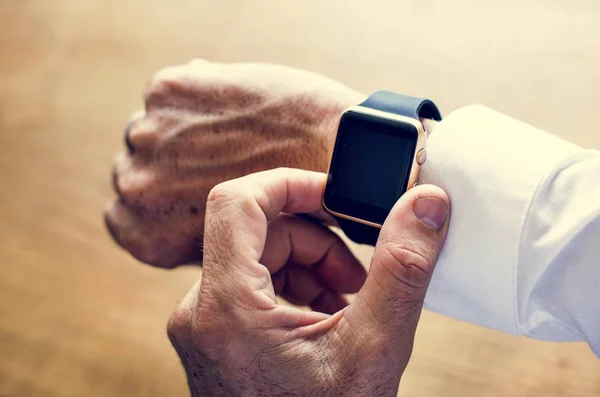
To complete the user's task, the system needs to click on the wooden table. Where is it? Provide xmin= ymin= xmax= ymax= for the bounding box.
xmin=1 ymin=1 xmax=599 ymax=396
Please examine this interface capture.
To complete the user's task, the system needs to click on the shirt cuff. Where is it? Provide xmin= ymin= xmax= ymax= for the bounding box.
xmin=419 ymin=105 xmax=582 ymax=334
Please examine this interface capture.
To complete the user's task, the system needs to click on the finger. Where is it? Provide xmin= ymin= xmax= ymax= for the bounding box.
xmin=277 ymin=264 xmax=348 ymax=315
xmin=202 ymin=168 xmax=327 ymax=304
xmin=104 ymin=200 xmax=151 ymax=261
xmin=128 ymin=111 xmax=199 ymax=162
xmin=297 ymin=209 xmax=340 ymax=228
xmin=111 ymin=147 xmax=218 ymax=214
xmin=273 ymin=268 xmax=349 ymax=315
xmin=276 ymin=265 xmax=322 ymax=306
xmin=262 ymin=215 xmax=366 ymax=294
xmin=111 ymin=152 xmax=126 ymax=196
xmin=309 ymin=290 xmax=349 ymax=315
xmin=343 ymin=184 xmax=450 ymax=353
xmin=109 ymin=151 xmax=210 ymax=267
xmin=104 ymin=200 xmax=203 ymax=267
xmin=111 ymin=151 xmax=155 ymax=205
xmin=272 ymin=266 xmax=348 ymax=314
xmin=124 ymin=110 xmax=145 ymax=154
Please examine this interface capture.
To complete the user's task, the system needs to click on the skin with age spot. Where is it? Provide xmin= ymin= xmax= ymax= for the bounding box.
xmin=105 ymin=60 xmax=451 ymax=396
xmin=105 ymin=60 xmax=364 ymax=267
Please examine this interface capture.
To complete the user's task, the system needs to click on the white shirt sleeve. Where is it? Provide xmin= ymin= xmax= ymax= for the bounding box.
xmin=420 ymin=105 xmax=600 ymax=357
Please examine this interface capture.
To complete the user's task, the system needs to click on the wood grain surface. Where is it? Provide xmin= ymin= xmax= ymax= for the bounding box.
xmin=1 ymin=1 xmax=599 ymax=396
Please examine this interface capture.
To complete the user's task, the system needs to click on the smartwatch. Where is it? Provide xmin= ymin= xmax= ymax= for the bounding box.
xmin=322 ymin=91 xmax=442 ymax=246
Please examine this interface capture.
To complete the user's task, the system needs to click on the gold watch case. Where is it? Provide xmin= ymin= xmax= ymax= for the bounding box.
xmin=322 ymin=105 xmax=428 ymax=228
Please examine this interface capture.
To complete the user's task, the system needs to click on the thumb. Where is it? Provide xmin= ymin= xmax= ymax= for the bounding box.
xmin=343 ymin=184 xmax=450 ymax=356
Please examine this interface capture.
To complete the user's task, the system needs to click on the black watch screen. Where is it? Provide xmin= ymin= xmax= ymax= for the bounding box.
xmin=323 ymin=110 xmax=418 ymax=225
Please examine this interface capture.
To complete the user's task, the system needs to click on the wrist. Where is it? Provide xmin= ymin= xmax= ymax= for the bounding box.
xmin=320 ymin=91 xmax=367 ymax=171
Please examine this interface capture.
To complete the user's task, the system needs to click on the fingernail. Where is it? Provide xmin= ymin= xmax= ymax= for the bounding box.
xmin=413 ymin=197 xmax=448 ymax=230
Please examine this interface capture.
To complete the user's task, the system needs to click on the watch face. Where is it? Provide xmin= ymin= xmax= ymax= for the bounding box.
xmin=323 ymin=109 xmax=418 ymax=226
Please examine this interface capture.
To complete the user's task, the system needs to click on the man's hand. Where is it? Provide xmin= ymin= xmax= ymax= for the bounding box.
xmin=168 ymin=168 xmax=450 ymax=396
xmin=104 ymin=60 xmax=364 ymax=267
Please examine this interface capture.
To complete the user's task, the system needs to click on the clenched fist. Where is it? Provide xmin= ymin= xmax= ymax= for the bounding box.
xmin=105 ymin=60 xmax=364 ymax=267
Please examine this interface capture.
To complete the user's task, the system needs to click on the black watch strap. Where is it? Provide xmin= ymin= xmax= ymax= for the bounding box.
xmin=334 ymin=91 xmax=442 ymax=246
xmin=361 ymin=91 xmax=442 ymax=121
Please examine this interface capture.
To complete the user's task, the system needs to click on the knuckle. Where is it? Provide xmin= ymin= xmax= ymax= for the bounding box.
xmin=104 ymin=201 xmax=182 ymax=268
xmin=123 ymin=232 xmax=159 ymax=264
xmin=379 ymin=240 xmax=433 ymax=273
xmin=128 ymin=231 xmax=191 ymax=268
xmin=127 ymin=116 xmax=159 ymax=148
xmin=103 ymin=203 xmax=122 ymax=244
xmin=110 ymin=224 xmax=168 ymax=267
xmin=111 ymin=152 xmax=130 ymax=195
xmin=145 ymin=65 xmax=186 ymax=103
xmin=112 ymin=152 xmax=169 ymax=209
xmin=168 ymin=288 xmax=229 ymax=356
xmin=167 ymin=302 xmax=193 ymax=339
xmin=376 ymin=241 xmax=434 ymax=290
xmin=111 ymin=164 xmax=121 ymax=195
xmin=116 ymin=170 xmax=155 ymax=206
xmin=206 ymin=182 xmax=250 ymax=215
xmin=113 ymin=173 xmax=138 ymax=203
xmin=206 ymin=182 xmax=235 ymax=208
xmin=133 ymin=241 xmax=169 ymax=267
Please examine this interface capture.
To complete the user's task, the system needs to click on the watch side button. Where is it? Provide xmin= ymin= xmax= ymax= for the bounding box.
xmin=416 ymin=148 xmax=427 ymax=165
